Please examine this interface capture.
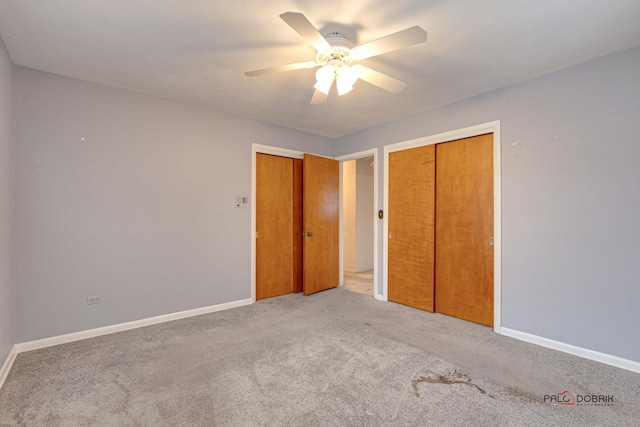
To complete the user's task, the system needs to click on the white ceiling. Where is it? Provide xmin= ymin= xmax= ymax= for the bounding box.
xmin=1 ymin=1 xmax=639 ymax=138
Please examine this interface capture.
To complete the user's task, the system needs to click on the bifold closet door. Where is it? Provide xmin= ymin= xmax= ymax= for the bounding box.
xmin=256 ymin=153 xmax=296 ymax=300
xmin=435 ymin=134 xmax=494 ymax=326
xmin=388 ymin=145 xmax=436 ymax=311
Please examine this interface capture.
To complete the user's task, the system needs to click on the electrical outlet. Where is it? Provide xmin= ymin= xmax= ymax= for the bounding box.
xmin=87 ymin=295 xmax=103 ymax=305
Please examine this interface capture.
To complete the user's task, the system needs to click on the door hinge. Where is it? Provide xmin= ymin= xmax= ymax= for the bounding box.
xmin=489 ymin=237 xmax=494 ymax=246
xmin=256 ymin=232 xmax=258 ymax=238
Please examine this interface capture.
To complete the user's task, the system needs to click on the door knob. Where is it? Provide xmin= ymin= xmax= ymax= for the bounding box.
xmin=306 ymin=232 xmax=313 ymax=237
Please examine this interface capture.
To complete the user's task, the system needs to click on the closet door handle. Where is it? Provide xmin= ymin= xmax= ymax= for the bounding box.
xmin=306 ymin=232 xmax=313 ymax=237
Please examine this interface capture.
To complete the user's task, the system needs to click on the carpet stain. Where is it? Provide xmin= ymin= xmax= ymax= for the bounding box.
xmin=504 ymin=387 xmax=538 ymax=403
xmin=412 ymin=370 xmax=486 ymax=397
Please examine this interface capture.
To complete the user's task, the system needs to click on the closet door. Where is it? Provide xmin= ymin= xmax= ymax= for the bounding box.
xmin=292 ymin=159 xmax=304 ymax=293
xmin=435 ymin=134 xmax=494 ymax=326
xmin=256 ymin=154 xmax=294 ymax=299
xmin=388 ymin=145 xmax=436 ymax=311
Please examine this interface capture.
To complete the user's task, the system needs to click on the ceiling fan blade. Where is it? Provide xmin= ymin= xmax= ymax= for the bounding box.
xmin=356 ymin=66 xmax=407 ymax=93
xmin=280 ymin=12 xmax=331 ymax=52
xmin=351 ymin=26 xmax=427 ymax=60
xmin=245 ymin=61 xmax=318 ymax=77
xmin=310 ymin=89 xmax=328 ymax=104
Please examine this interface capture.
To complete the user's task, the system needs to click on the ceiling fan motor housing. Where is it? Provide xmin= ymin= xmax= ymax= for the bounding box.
xmin=316 ymin=32 xmax=354 ymax=66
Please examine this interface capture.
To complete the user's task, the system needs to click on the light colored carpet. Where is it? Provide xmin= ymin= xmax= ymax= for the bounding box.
xmin=1 ymin=288 xmax=638 ymax=426
xmin=343 ymin=270 xmax=373 ymax=296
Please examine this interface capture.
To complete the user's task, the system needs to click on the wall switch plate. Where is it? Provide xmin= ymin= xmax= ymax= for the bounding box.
xmin=87 ymin=295 xmax=103 ymax=305
xmin=235 ymin=196 xmax=249 ymax=208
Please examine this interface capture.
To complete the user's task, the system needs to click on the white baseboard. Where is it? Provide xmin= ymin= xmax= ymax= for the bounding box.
xmin=15 ymin=298 xmax=253 ymax=353
xmin=501 ymin=327 xmax=640 ymax=374
xmin=0 ymin=345 xmax=17 ymax=390
xmin=374 ymin=293 xmax=386 ymax=302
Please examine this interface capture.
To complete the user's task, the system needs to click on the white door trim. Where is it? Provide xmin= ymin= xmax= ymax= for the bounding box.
xmin=383 ymin=121 xmax=502 ymax=332
xmin=335 ymin=149 xmax=380 ymax=300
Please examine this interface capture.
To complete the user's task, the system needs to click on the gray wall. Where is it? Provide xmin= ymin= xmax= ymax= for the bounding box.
xmin=334 ymin=46 xmax=640 ymax=362
xmin=355 ymin=158 xmax=374 ymax=273
xmin=14 ymin=67 xmax=332 ymax=342
xmin=0 ymin=36 xmax=14 ymax=363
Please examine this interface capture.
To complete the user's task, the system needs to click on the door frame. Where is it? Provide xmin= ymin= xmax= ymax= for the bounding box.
xmin=383 ymin=121 xmax=502 ymax=332
xmin=335 ymin=149 xmax=380 ymax=300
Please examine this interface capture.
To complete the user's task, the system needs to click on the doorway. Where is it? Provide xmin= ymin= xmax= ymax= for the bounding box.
xmin=336 ymin=149 xmax=379 ymax=299
xmin=342 ymin=158 xmax=375 ymax=295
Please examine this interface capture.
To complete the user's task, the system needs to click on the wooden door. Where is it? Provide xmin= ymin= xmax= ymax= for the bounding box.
xmin=388 ymin=145 xmax=436 ymax=311
xmin=435 ymin=134 xmax=494 ymax=326
xmin=292 ymin=159 xmax=304 ymax=293
xmin=303 ymin=154 xmax=339 ymax=295
xmin=256 ymin=154 xmax=294 ymax=299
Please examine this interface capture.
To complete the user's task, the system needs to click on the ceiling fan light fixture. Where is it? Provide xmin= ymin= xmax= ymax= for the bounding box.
xmin=340 ymin=65 xmax=359 ymax=84
xmin=336 ymin=79 xmax=353 ymax=96
xmin=314 ymin=65 xmax=336 ymax=94
xmin=336 ymin=65 xmax=359 ymax=96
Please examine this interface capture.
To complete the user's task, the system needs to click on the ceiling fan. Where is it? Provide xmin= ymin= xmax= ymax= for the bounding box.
xmin=245 ymin=12 xmax=428 ymax=104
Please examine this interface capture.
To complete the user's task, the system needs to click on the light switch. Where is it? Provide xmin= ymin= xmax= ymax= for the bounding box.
xmin=236 ymin=196 xmax=249 ymax=208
